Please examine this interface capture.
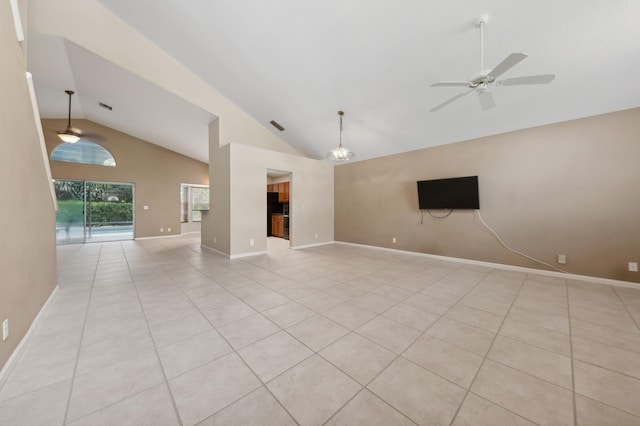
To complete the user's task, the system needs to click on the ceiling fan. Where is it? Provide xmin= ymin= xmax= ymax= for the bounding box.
xmin=57 ymin=90 xmax=104 ymax=143
xmin=430 ymin=15 xmax=555 ymax=112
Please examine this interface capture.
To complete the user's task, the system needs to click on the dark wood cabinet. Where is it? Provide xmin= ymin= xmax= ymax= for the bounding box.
xmin=272 ymin=214 xmax=284 ymax=238
xmin=268 ymin=182 xmax=290 ymax=203
xmin=277 ymin=182 xmax=289 ymax=202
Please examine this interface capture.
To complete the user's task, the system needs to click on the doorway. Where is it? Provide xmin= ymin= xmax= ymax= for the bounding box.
xmin=54 ymin=180 xmax=134 ymax=244
xmin=266 ymin=169 xmax=291 ymax=250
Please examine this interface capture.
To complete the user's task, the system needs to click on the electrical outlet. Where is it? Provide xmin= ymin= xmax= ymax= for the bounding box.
xmin=557 ymin=254 xmax=567 ymax=265
xmin=168 ymin=228 xmax=171 ymax=232
xmin=143 ymin=205 xmax=149 ymax=210
xmin=392 ymin=237 xmax=397 ymax=244
xmin=250 ymin=238 xmax=255 ymax=247
xmin=2 ymin=319 xmax=8 ymax=341
xmin=214 ymin=237 xmax=217 ymax=243
xmin=160 ymin=228 xmax=164 ymax=233
xmin=315 ymin=233 xmax=318 ymax=238
xmin=629 ymin=262 xmax=638 ymax=272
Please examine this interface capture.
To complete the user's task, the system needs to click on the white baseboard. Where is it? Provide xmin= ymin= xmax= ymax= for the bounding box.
xmin=230 ymin=250 xmax=268 ymax=259
xmin=134 ymin=234 xmax=182 ymax=241
xmin=291 ymin=241 xmax=336 ymax=250
xmin=202 ymin=240 xmax=335 ymax=258
xmin=0 ymin=285 xmax=59 ymax=388
xmin=201 ymin=244 xmax=229 ymax=257
xmin=335 ymin=241 xmax=640 ymax=290
xmin=201 ymin=243 xmax=269 ymax=259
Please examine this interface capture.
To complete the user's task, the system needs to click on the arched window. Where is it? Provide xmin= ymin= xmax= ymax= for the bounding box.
xmin=50 ymin=141 xmax=116 ymax=167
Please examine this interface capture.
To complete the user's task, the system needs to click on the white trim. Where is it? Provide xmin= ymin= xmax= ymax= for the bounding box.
xmin=26 ymin=72 xmax=57 ymax=212
xmin=9 ymin=0 xmax=24 ymax=42
xmin=201 ymin=244 xmax=268 ymax=259
xmin=291 ymin=241 xmax=336 ymax=250
xmin=335 ymin=241 xmax=640 ymax=290
xmin=201 ymin=244 xmax=229 ymax=257
xmin=0 ymin=285 xmax=59 ymax=388
xmin=134 ymin=234 xmax=182 ymax=241
xmin=230 ymin=250 xmax=268 ymax=259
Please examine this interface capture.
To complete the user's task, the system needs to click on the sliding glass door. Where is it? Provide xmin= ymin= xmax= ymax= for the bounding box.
xmin=54 ymin=180 xmax=86 ymax=243
xmin=54 ymin=180 xmax=134 ymax=244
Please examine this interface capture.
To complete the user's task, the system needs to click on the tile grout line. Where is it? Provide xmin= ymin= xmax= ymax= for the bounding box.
xmin=336 ymin=265 xmax=494 ymax=425
xmin=122 ymin=242 xmax=185 ymax=426
xmin=61 ymin=244 xmax=103 ymax=425
xmin=189 ymin=255 xmax=444 ymax=423
xmin=30 ymin=237 xmax=638 ymax=425
xmin=448 ymin=271 xmax=529 ymax=426
xmin=565 ymin=281 xmax=579 ymax=426
xmin=612 ymin=286 xmax=640 ymax=332
xmin=142 ymin=246 xmax=303 ymax=425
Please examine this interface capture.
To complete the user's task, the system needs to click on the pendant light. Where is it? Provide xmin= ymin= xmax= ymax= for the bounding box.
xmin=57 ymin=90 xmax=80 ymax=143
xmin=326 ymin=110 xmax=354 ymax=162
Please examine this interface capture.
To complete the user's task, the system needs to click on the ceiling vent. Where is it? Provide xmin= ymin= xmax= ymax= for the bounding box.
xmin=99 ymin=102 xmax=113 ymax=111
xmin=270 ymin=120 xmax=285 ymax=131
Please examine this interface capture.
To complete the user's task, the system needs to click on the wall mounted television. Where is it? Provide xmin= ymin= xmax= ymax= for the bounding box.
xmin=417 ymin=176 xmax=480 ymax=210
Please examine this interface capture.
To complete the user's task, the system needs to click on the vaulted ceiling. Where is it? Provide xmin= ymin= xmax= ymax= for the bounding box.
xmin=28 ymin=1 xmax=640 ymax=163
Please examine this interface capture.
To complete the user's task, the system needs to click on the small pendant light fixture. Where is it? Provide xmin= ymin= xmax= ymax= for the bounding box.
xmin=57 ymin=90 xmax=81 ymax=144
xmin=326 ymin=110 xmax=354 ymax=162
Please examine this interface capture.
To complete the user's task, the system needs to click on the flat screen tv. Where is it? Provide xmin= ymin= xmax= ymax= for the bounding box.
xmin=417 ymin=176 xmax=479 ymax=210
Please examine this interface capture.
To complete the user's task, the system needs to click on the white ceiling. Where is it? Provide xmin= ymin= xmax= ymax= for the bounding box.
xmin=29 ymin=1 xmax=640 ymax=163
xmin=28 ymin=36 xmax=215 ymax=163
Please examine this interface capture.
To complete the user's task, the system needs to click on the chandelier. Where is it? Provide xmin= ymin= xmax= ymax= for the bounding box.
xmin=326 ymin=110 xmax=354 ymax=162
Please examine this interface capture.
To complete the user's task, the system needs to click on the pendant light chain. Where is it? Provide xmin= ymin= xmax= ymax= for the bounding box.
xmin=326 ymin=110 xmax=354 ymax=162
xmin=339 ymin=111 xmax=343 ymax=147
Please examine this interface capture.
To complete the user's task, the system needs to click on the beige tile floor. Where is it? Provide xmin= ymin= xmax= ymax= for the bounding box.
xmin=1 ymin=235 xmax=640 ymax=425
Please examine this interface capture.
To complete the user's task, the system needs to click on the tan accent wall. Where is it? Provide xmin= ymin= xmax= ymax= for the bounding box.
xmin=43 ymin=119 xmax=208 ymax=238
xmin=0 ymin=0 xmax=57 ymax=369
xmin=335 ymin=108 xmax=640 ymax=283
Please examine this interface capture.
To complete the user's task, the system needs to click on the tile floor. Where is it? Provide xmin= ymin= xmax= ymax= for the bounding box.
xmin=1 ymin=235 xmax=640 ymax=425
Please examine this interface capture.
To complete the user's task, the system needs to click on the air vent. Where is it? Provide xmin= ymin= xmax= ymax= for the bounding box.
xmin=270 ymin=120 xmax=285 ymax=131
xmin=99 ymin=102 xmax=113 ymax=111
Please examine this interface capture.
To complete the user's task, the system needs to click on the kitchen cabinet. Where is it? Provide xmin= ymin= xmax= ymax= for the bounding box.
xmin=277 ymin=182 xmax=289 ymax=202
xmin=272 ymin=214 xmax=284 ymax=238
xmin=267 ymin=182 xmax=290 ymax=202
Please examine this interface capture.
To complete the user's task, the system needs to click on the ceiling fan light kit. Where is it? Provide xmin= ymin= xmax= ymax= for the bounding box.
xmin=430 ymin=15 xmax=555 ymax=112
xmin=57 ymin=131 xmax=80 ymax=144
xmin=57 ymin=90 xmax=81 ymax=143
xmin=327 ymin=110 xmax=355 ymax=163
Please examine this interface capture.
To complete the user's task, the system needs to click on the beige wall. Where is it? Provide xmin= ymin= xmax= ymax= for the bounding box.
xmin=335 ymin=108 xmax=640 ymax=283
xmin=203 ymin=138 xmax=334 ymax=257
xmin=202 ymin=120 xmax=231 ymax=253
xmin=0 ymin=0 xmax=57 ymax=369
xmin=43 ymin=119 xmax=208 ymax=238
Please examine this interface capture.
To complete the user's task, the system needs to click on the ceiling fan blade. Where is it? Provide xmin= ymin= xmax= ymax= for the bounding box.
xmin=478 ymin=90 xmax=496 ymax=111
xmin=498 ymin=74 xmax=556 ymax=86
xmin=81 ymin=133 xmax=106 ymax=143
xmin=430 ymin=89 xmax=474 ymax=112
xmin=431 ymin=81 xmax=470 ymax=87
xmin=487 ymin=53 xmax=528 ymax=79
